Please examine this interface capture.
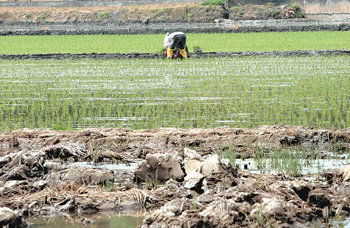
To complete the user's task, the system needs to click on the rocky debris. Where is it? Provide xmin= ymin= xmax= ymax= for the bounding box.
xmin=0 ymin=207 xmax=26 ymax=227
xmin=139 ymin=149 xmax=349 ymax=227
xmin=0 ymin=127 xmax=349 ymax=226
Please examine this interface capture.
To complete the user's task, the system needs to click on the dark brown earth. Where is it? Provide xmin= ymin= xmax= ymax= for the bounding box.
xmin=0 ymin=49 xmax=349 ymax=60
xmin=0 ymin=126 xmax=350 ymax=227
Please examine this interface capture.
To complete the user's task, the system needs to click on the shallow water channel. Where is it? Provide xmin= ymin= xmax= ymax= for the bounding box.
xmin=28 ymin=215 xmax=145 ymax=228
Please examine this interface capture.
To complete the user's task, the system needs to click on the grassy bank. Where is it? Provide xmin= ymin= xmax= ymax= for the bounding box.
xmin=0 ymin=31 xmax=349 ymax=54
xmin=0 ymin=56 xmax=349 ymax=131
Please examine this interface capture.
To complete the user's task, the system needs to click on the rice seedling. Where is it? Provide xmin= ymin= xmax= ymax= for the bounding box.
xmin=0 ymin=31 xmax=348 ymax=54
xmin=0 ymin=55 xmax=349 ymax=131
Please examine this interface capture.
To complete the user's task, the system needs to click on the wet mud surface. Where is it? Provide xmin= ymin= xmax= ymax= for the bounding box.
xmin=0 ymin=126 xmax=350 ymax=227
xmin=0 ymin=49 xmax=349 ymax=60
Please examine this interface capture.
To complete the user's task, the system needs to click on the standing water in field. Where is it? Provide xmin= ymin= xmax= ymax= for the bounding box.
xmin=0 ymin=56 xmax=349 ymax=131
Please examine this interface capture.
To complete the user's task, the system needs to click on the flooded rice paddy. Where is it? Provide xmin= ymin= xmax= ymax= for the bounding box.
xmin=0 ymin=56 xmax=349 ymax=131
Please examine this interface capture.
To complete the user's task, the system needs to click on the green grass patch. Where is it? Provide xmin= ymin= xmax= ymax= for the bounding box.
xmin=202 ymin=0 xmax=225 ymax=5
xmin=0 ymin=56 xmax=349 ymax=131
xmin=0 ymin=31 xmax=349 ymax=54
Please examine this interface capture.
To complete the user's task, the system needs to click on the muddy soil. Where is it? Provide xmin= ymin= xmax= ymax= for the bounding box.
xmin=0 ymin=49 xmax=349 ymax=60
xmin=0 ymin=126 xmax=350 ymax=226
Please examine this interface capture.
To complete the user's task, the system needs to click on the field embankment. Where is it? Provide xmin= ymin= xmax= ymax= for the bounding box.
xmin=0 ymin=3 xmax=304 ymax=25
xmin=1 ymin=2 xmax=349 ymax=35
xmin=0 ymin=49 xmax=349 ymax=60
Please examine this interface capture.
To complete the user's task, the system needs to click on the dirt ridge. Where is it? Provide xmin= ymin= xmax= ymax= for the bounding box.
xmin=0 ymin=49 xmax=349 ymax=60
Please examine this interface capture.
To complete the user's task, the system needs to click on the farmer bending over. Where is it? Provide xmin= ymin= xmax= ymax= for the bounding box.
xmin=163 ymin=32 xmax=187 ymax=59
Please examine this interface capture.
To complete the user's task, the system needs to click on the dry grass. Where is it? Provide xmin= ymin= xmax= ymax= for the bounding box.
xmin=304 ymin=1 xmax=350 ymax=13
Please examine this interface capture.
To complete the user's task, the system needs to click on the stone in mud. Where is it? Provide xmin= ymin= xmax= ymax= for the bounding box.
xmin=251 ymin=197 xmax=284 ymax=216
xmin=0 ymin=207 xmax=26 ymax=227
xmin=134 ymin=153 xmax=184 ymax=183
xmin=342 ymin=164 xmax=350 ymax=182
xmin=200 ymin=154 xmax=224 ymax=176
xmin=184 ymin=171 xmax=205 ymax=193
xmin=183 ymin=158 xmax=202 ymax=176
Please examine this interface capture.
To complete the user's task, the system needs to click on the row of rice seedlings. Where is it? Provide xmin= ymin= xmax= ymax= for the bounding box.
xmin=0 ymin=56 xmax=349 ymax=131
xmin=0 ymin=31 xmax=349 ymax=54
xmin=253 ymin=145 xmax=350 ymax=177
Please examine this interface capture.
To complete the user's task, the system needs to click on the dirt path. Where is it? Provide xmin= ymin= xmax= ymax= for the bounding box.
xmin=0 ymin=49 xmax=349 ymax=60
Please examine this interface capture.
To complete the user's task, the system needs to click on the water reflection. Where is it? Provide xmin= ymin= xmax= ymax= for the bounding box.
xmin=28 ymin=215 xmax=145 ymax=228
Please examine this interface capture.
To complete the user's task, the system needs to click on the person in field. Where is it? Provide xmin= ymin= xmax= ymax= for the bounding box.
xmin=163 ymin=32 xmax=187 ymax=59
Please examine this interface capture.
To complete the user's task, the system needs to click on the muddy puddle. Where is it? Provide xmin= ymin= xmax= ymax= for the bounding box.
xmin=27 ymin=215 xmax=144 ymax=228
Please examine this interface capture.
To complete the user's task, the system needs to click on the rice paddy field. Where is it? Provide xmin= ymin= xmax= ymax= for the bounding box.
xmin=0 ymin=55 xmax=349 ymax=131
xmin=1 ymin=30 xmax=350 ymax=227
xmin=0 ymin=31 xmax=349 ymax=54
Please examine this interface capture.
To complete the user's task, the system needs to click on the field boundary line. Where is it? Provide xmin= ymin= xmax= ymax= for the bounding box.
xmin=0 ymin=50 xmax=349 ymax=60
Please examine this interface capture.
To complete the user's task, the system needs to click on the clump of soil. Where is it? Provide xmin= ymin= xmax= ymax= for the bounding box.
xmin=0 ymin=126 xmax=349 ymax=226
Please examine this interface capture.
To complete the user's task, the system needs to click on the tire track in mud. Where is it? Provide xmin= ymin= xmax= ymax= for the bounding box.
xmin=0 ymin=49 xmax=349 ymax=60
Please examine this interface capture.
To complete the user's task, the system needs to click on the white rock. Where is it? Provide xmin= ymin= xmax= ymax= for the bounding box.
xmin=0 ymin=207 xmax=17 ymax=226
xmin=200 ymin=154 xmax=224 ymax=176
xmin=184 ymin=158 xmax=202 ymax=176
xmin=4 ymin=180 xmax=19 ymax=188
xmin=342 ymin=165 xmax=350 ymax=182
xmin=261 ymin=197 xmax=284 ymax=215
xmin=184 ymin=171 xmax=205 ymax=189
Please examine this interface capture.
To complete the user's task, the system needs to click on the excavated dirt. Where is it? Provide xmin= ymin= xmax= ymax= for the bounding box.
xmin=0 ymin=126 xmax=350 ymax=227
xmin=0 ymin=49 xmax=349 ymax=60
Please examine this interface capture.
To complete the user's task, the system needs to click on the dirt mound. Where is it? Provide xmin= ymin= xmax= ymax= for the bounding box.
xmin=0 ymin=126 xmax=349 ymax=226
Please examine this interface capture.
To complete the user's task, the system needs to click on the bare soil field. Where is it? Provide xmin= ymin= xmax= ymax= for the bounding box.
xmin=1 ymin=126 xmax=350 ymax=227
